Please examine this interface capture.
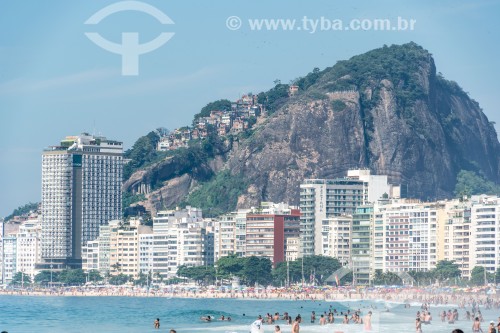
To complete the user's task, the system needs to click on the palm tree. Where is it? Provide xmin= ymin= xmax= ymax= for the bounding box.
xmin=111 ymin=262 xmax=122 ymax=274
xmin=154 ymin=271 xmax=163 ymax=284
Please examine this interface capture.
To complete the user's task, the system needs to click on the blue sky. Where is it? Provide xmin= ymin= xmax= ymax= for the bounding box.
xmin=1 ymin=0 xmax=499 ymax=217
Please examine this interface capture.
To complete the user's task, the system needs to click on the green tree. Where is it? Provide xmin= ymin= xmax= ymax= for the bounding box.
xmin=154 ymin=272 xmax=164 ymax=284
xmin=4 ymin=202 xmax=39 ymax=221
xmin=433 ymin=260 xmax=461 ymax=283
xmin=182 ymin=170 xmax=248 ymax=217
xmin=302 ymin=255 xmax=341 ymax=285
xmin=454 ymin=170 xmax=500 ymax=197
xmin=247 ymin=116 xmax=257 ymax=129
xmin=216 ymin=255 xmax=246 ymax=280
xmin=10 ymin=272 xmax=32 ymax=286
xmin=294 ymin=67 xmax=322 ymax=91
xmin=123 ymin=131 xmax=163 ymax=179
xmin=193 ymin=99 xmax=232 ymax=122
xmin=133 ymin=271 xmax=149 ymax=286
xmin=177 ymin=265 xmax=216 ymax=285
xmin=373 ymin=269 xmax=384 ymax=285
xmin=109 ymin=274 xmax=130 ymax=285
xmin=470 ymin=266 xmax=492 ymax=286
xmin=111 ymin=263 xmax=122 ymax=273
xmin=273 ymin=256 xmax=341 ymax=286
xmin=495 ymin=267 xmax=500 ymax=284
xmin=257 ymin=82 xmax=290 ymax=114
xmin=35 ymin=270 xmax=59 ymax=285
xmin=87 ymin=270 xmax=103 ymax=283
xmin=408 ymin=270 xmax=435 ymax=286
xmin=383 ymin=272 xmax=402 ymax=285
xmin=243 ymin=256 xmax=273 ymax=286
xmin=59 ymin=269 xmax=86 ymax=285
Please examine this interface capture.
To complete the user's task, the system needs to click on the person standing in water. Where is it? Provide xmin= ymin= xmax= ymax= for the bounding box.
xmin=416 ymin=318 xmax=422 ymax=333
xmin=154 ymin=318 xmax=160 ymax=329
xmin=472 ymin=317 xmax=482 ymax=333
xmin=292 ymin=316 xmax=300 ymax=333
xmin=250 ymin=315 xmax=264 ymax=333
xmin=364 ymin=311 xmax=372 ymax=331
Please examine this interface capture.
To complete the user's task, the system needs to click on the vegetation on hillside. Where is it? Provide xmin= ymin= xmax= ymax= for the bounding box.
xmin=4 ymin=202 xmax=39 ymax=221
xmin=257 ymin=80 xmax=290 ymax=114
xmin=181 ymin=170 xmax=248 ymax=217
xmin=148 ymin=129 xmax=228 ymax=191
xmin=294 ymin=67 xmax=323 ymax=91
xmin=321 ymin=43 xmax=428 ymax=107
xmin=454 ymin=170 xmax=500 ymax=197
xmin=122 ymin=193 xmax=146 ymax=208
xmin=123 ymin=131 xmax=165 ymax=180
xmin=121 ymin=43 xmax=500 ymax=216
xmin=192 ymin=99 xmax=232 ymax=123
xmin=123 ymin=126 xmax=229 ymax=188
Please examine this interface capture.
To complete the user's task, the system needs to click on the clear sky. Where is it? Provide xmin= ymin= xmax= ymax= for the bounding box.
xmin=1 ymin=0 xmax=499 ymax=217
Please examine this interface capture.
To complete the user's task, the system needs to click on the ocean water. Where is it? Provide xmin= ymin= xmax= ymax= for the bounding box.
xmin=0 ymin=296 xmax=496 ymax=333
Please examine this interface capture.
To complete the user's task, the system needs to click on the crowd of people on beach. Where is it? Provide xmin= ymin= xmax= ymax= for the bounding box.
xmin=4 ymin=285 xmax=500 ymax=333
xmin=188 ymin=296 xmax=500 ymax=333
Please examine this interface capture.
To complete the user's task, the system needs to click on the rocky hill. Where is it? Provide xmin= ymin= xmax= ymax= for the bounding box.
xmin=123 ymin=42 xmax=500 ymax=216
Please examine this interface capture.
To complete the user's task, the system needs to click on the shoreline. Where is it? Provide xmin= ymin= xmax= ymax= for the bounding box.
xmin=1 ymin=287 xmax=498 ymax=306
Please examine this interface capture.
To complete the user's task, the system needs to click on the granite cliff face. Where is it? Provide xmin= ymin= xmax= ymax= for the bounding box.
xmin=124 ymin=43 xmax=500 ymax=213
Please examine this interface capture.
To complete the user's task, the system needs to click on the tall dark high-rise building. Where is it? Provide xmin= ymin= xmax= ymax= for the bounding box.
xmin=39 ymin=133 xmax=123 ymax=269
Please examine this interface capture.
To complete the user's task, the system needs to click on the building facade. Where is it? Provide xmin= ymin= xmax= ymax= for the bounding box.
xmin=324 ymin=216 xmax=352 ymax=265
xmin=152 ymin=207 xmax=212 ymax=279
xmin=373 ymin=200 xmax=438 ymax=274
xmin=16 ymin=217 xmax=42 ymax=279
xmin=470 ymin=196 xmax=500 ymax=275
xmin=245 ymin=203 xmax=300 ymax=265
xmin=300 ymin=178 xmax=368 ymax=256
xmin=40 ymin=133 xmax=123 ymax=268
xmin=439 ymin=200 xmax=471 ymax=278
xmin=351 ymin=205 xmax=373 ymax=286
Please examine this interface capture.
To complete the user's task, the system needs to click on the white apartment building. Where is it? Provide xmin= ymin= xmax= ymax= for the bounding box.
xmin=351 ymin=205 xmax=373 ymax=285
xmin=347 ymin=169 xmax=393 ymax=202
xmin=152 ymin=207 xmax=212 ymax=279
xmin=285 ymin=237 xmax=300 ymax=262
xmin=82 ymin=223 xmax=112 ymax=276
xmin=373 ymin=200 xmax=438 ymax=273
xmin=139 ymin=233 xmax=154 ymax=275
xmin=110 ymin=225 xmax=139 ymax=277
xmin=2 ymin=235 xmax=17 ymax=284
xmin=107 ymin=219 xmax=152 ymax=278
xmin=300 ymin=177 xmax=368 ymax=256
xmin=98 ymin=224 xmax=111 ymax=277
xmin=40 ymin=133 xmax=122 ymax=268
xmin=440 ymin=200 xmax=472 ymax=278
xmin=470 ymin=195 xmax=500 ymax=275
xmin=217 ymin=213 xmax=237 ymax=260
xmin=324 ymin=216 xmax=351 ymax=265
xmin=214 ymin=209 xmax=249 ymax=262
xmin=16 ymin=217 xmax=42 ymax=279
xmin=82 ymin=240 xmax=100 ymax=272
